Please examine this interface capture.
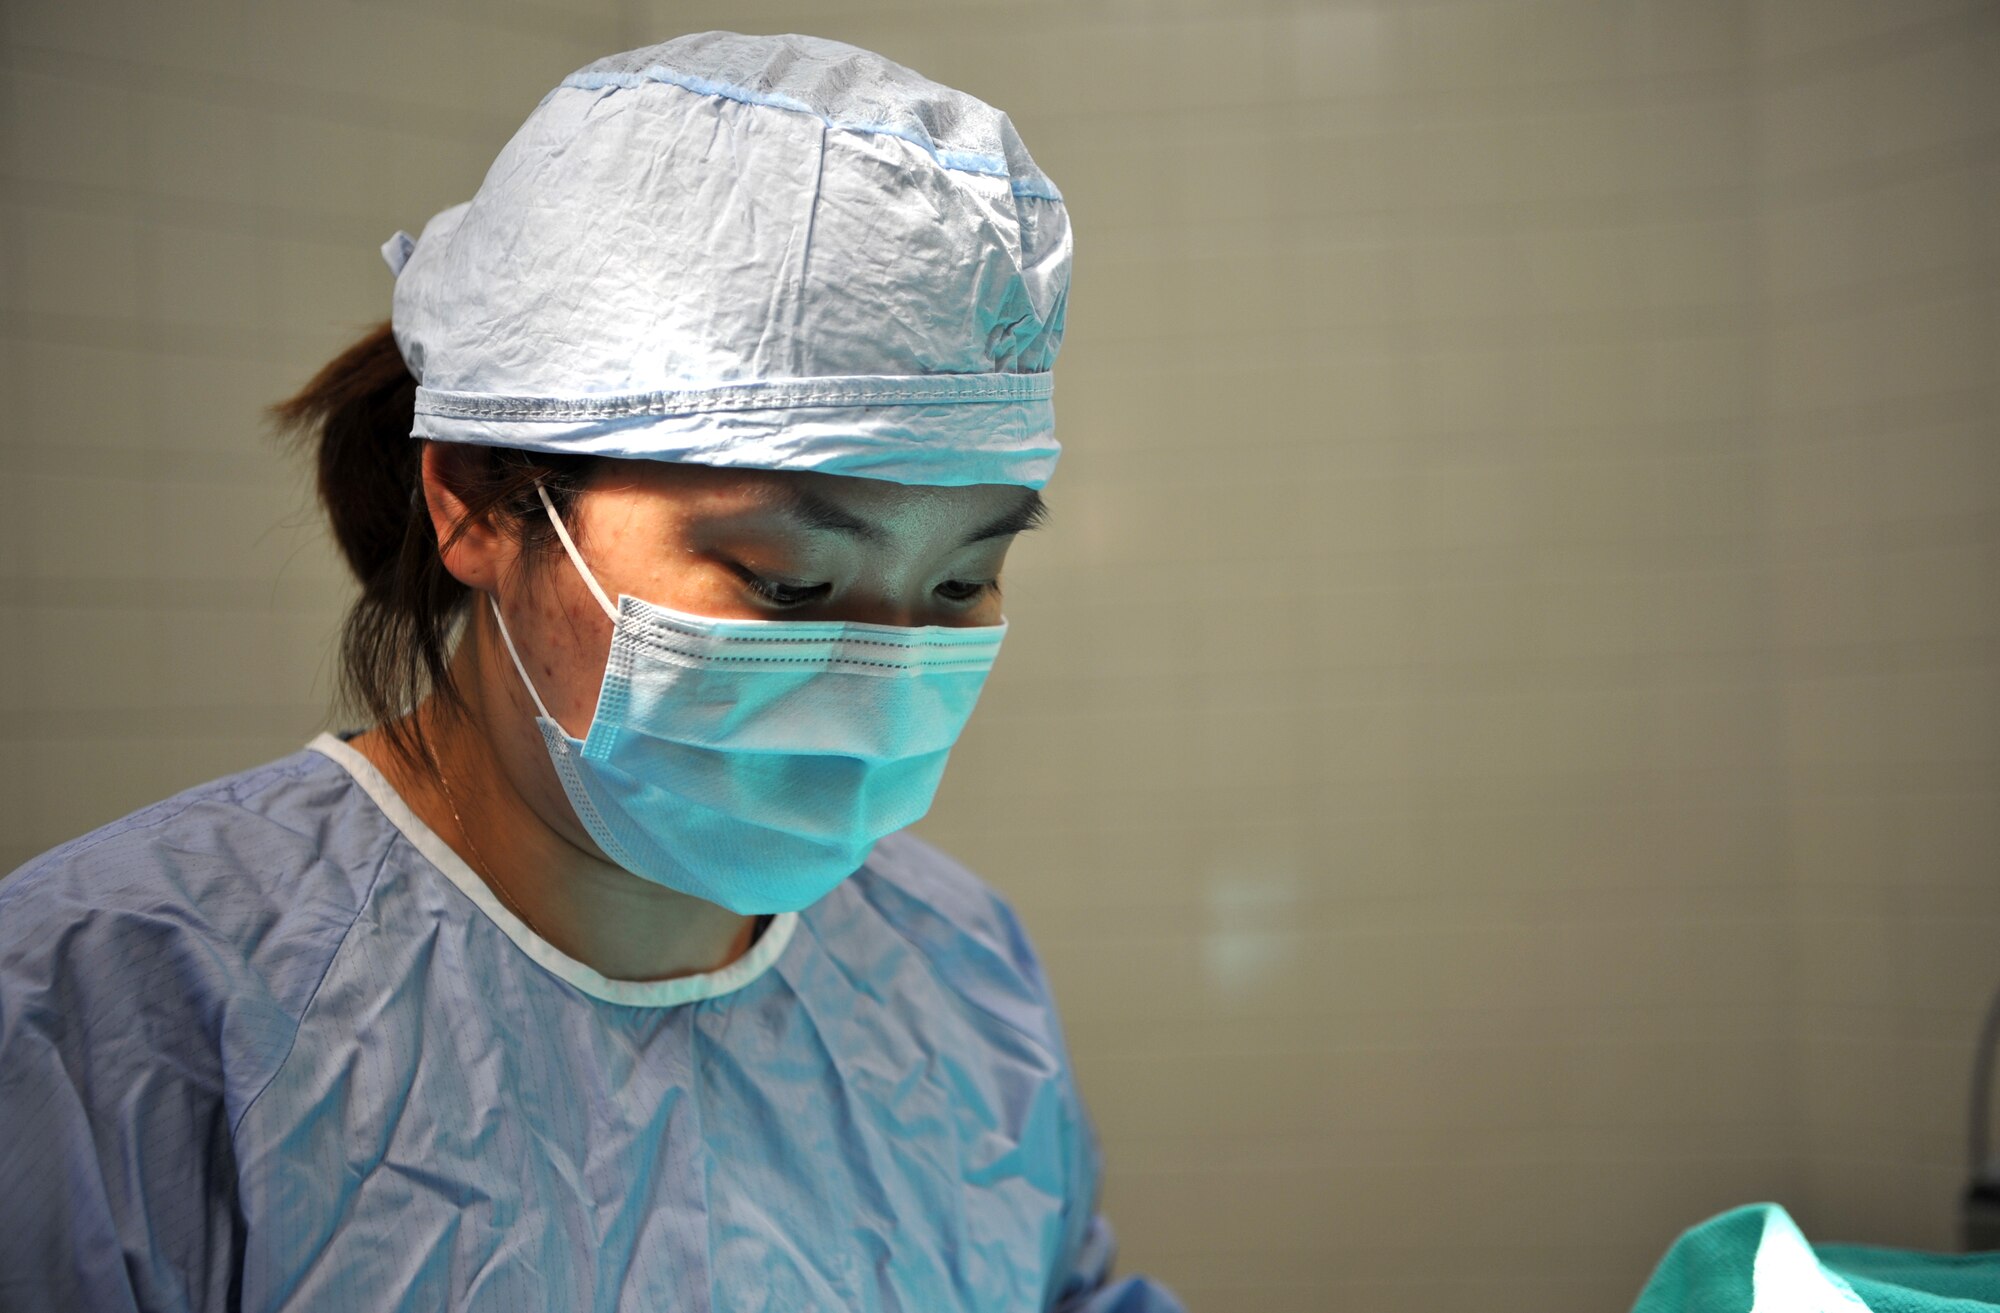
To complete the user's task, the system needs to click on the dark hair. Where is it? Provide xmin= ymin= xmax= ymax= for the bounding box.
xmin=266 ymin=320 xmax=603 ymax=780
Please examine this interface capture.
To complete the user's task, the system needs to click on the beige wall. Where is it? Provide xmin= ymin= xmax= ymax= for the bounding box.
xmin=1760 ymin=0 xmax=2000 ymax=1254
xmin=2 ymin=1 xmax=1994 ymax=1309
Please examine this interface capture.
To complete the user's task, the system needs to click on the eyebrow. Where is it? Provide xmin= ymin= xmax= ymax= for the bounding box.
xmin=770 ymin=486 xmax=887 ymax=543
xmin=959 ymin=490 xmax=1049 ymax=546
xmin=768 ymin=486 xmax=1049 ymax=548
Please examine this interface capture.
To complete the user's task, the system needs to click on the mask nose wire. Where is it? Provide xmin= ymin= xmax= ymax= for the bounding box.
xmin=484 ymin=481 xmax=620 ymax=727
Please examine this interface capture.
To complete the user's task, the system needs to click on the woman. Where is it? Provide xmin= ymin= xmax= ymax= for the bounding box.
xmin=0 ymin=31 xmax=1181 ymax=1312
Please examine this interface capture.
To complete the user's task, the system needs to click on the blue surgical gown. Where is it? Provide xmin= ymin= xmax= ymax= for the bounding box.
xmin=0 ymin=730 xmax=1183 ymax=1312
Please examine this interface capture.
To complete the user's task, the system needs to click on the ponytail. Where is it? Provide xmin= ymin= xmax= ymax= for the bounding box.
xmin=266 ymin=320 xmax=600 ymax=778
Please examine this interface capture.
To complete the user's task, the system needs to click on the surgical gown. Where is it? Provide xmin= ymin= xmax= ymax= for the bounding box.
xmin=0 ymin=730 xmax=1182 ymax=1312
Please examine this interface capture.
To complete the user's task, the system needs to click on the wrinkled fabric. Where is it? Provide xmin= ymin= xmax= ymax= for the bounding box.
xmin=1631 ymin=1202 xmax=2000 ymax=1312
xmin=387 ymin=31 xmax=1070 ymax=489
xmin=0 ymin=733 xmax=1181 ymax=1312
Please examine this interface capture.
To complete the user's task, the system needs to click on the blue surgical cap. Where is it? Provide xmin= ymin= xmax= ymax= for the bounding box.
xmin=383 ymin=31 xmax=1070 ymax=489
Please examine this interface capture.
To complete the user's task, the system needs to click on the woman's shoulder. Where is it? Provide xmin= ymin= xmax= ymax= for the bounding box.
xmin=842 ymin=831 xmax=1070 ymax=1057
xmin=0 ymin=741 xmax=397 ymax=1309
xmin=0 ymin=741 xmax=393 ymax=1055
xmin=3 ymin=739 xmax=386 ymax=915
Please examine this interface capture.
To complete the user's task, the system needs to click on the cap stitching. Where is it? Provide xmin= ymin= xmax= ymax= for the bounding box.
xmin=415 ymin=374 xmax=1052 ymax=421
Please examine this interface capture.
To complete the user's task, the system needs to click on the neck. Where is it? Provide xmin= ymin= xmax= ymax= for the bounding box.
xmin=348 ymin=641 xmax=761 ymax=983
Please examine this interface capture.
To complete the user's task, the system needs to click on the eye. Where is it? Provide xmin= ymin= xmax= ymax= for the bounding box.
xmin=731 ymin=564 xmax=831 ymax=608
xmin=934 ymin=579 xmax=997 ymax=604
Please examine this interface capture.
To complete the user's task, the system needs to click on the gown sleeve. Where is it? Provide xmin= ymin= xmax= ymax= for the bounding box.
xmin=1046 ymin=1184 xmax=1190 ymax=1313
xmin=1016 ymin=921 xmax=1186 ymax=1313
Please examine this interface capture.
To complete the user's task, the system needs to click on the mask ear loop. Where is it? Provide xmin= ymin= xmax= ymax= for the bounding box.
xmin=489 ymin=594 xmax=556 ymax=723
xmin=486 ymin=480 xmax=618 ymax=725
xmin=536 ymin=481 xmax=618 ymax=622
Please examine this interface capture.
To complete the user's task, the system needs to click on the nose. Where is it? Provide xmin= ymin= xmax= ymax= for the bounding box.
xmin=826 ymin=583 xmax=984 ymax=630
xmin=830 ymin=596 xmax=928 ymax=629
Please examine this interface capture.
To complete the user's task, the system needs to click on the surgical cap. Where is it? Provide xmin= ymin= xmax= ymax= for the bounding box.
xmin=382 ymin=31 xmax=1071 ymax=489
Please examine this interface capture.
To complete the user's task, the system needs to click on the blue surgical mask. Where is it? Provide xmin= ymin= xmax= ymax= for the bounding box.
xmin=486 ymin=483 xmax=1005 ymax=915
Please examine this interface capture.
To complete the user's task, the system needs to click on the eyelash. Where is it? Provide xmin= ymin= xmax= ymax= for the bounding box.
xmin=739 ymin=572 xmax=830 ymax=607
xmin=733 ymin=567 xmax=995 ymax=608
xmin=934 ymin=579 xmax=997 ymax=604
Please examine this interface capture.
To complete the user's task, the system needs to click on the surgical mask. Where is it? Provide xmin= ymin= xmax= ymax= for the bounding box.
xmin=485 ymin=483 xmax=1005 ymax=915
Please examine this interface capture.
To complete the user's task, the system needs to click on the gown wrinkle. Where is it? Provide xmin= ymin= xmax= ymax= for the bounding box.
xmin=0 ymin=737 xmax=1185 ymax=1312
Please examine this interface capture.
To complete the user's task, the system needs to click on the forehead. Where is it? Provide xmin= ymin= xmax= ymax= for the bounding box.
xmin=605 ymin=460 xmax=1036 ymax=537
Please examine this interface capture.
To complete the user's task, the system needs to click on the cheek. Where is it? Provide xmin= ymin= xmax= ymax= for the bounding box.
xmin=501 ymin=573 xmax=619 ymax=729
xmin=644 ymin=565 xmax=729 ymax=612
xmin=646 ymin=558 xmax=778 ymax=621
xmin=967 ymin=594 xmax=1007 ymax=626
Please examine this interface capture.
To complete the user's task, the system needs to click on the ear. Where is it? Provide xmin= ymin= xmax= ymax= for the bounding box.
xmin=420 ymin=441 xmax=512 ymax=592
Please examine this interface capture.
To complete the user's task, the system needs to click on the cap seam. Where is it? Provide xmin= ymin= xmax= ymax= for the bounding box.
xmin=414 ymin=374 xmax=1053 ymax=422
xmin=558 ymin=65 xmax=1063 ymax=202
